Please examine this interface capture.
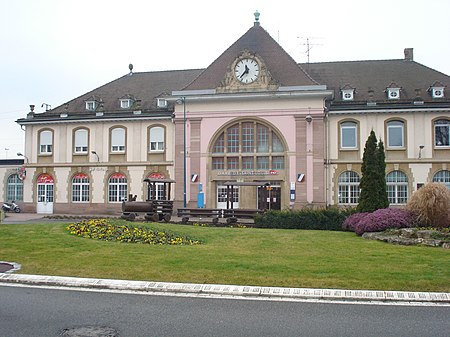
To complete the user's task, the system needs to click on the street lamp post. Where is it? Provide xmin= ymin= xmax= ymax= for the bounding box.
xmin=182 ymin=97 xmax=187 ymax=208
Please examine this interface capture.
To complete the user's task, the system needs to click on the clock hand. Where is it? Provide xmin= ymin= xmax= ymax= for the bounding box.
xmin=240 ymin=65 xmax=249 ymax=78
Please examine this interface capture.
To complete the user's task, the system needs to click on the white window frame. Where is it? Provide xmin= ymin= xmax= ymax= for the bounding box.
xmin=86 ymin=101 xmax=97 ymax=111
xmin=337 ymin=171 xmax=360 ymax=205
xmin=386 ymin=171 xmax=408 ymax=204
xmin=387 ymin=120 xmax=404 ymax=148
xmin=108 ymin=174 xmax=128 ymax=202
xmin=341 ymin=89 xmax=354 ymax=101
xmin=387 ymin=88 xmax=401 ymax=100
xmin=432 ymin=87 xmax=445 ymax=98
xmin=434 ymin=119 xmax=450 ymax=147
xmin=39 ymin=130 xmax=53 ymax=154
xmin=120 ymin=99 xmax=132 ymax=109
xmin=74 ymin=129 xmax=88 ymax=153
xmin=432 ymin=170 xmax=450 ymax=189
xmin=72 ymin=174 xmax=90 ymax=202
xmin=111 ymin=127 xmax=126 ymax=152
xmin=149 ymin=126 xmax=164 ymax=152
xmin=340 ymin=122 xmax=357 ymax=149
xmin=7 ymin=174 xmax=23 ymax=201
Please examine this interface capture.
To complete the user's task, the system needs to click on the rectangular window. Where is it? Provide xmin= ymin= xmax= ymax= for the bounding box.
xmin=227 ymin=126 xmax=239 ymax=153
xmin=39 ymin=130 xmax=53 ymax=154
xmin=212 ymin=157 xmax=224 ymax=170
xmin=111 ymin=128 xmax=125 ymax=152
xmin=242 ymin=123 xmax=254 ymax=153
xmin=227 ymin=157 xmax=239 ymax=170
xmin=86 ymin=101 xmax=96 ymax=111
xmin=242 ymin=157 xmax=254 ymax=170
xmin=257 ymin=125 xmax=269 ymax=152
xmin=74 ymin=129 xmax=88 ymax=153
xmin=257 ymin=156 xmax=269 ymax=170
xmin=341 ymin=123 xmax=357 ymax=149
xmin=149 ymin=127 xmax=164 ymax=151
xmin=435 ymin=122 xmax=450 ymax=147
xmin=387 ymin=122 xmax=404 ymax=147
xmin=272 ymin=156 xmax=284 ymax=169
xmin=120 ymin=99 xmax=131 ymax=109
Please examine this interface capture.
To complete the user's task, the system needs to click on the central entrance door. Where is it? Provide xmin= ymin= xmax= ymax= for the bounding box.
xmin=258 ymin=185 xmax=281 ymax=210
xmin=217 ymin=185 xmax=239 ymax=209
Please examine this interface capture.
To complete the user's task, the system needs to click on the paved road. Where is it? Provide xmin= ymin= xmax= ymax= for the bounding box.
xmin=1 ymin=285 xmax=449 ymax=337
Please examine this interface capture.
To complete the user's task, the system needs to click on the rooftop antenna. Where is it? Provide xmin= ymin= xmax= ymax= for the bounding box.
xmin=128 ymin=63 xmax=133 ymax=75
xmin=41 ymin=103 xmax=51 ymax=111
xmin=297 ymin=37 xmax=323 ymax=64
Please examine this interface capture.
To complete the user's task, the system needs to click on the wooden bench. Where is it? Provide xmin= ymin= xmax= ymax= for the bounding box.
xmin=177 ymin=208 xmax=222 ymax=224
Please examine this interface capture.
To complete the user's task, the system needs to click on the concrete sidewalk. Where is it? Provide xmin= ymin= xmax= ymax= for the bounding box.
xmin=0 ymin=273 xmax=449 ymax=305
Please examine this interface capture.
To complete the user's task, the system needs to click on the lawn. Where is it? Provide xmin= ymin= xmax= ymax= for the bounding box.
xmin=1 ymin=221 xmax=449 ymax=292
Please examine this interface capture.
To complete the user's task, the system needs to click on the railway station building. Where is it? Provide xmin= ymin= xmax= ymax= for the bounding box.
xmin=5 ymin=14 xmax=450 ymax=214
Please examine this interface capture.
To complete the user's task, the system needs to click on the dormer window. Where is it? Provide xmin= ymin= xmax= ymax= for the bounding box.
xmin=342 ymin=89 xmax=354 ymax=101
xmin=386 ymin=82 xmax=401 ymax=100
xmin=120 ymin=99 xmax=132 ymax=109
xmin=432 ymin=88 xmax=444 ymax=98
xmin=86 ymin=101 xmax=97 ymax=111
xmin=387 ymin=88 xmax=400 ymax=100
xmin=430 ymin=82 xmax=445 ymax=98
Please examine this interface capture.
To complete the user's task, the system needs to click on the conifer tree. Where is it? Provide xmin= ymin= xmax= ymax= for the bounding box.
xmin=357 ymin=130 xmax=388 ymax=212
xmin=376 ymin=139 xmax=389 ymax=209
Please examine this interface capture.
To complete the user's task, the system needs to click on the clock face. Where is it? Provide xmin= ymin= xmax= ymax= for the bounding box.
xmin=235 ymin=58 xmax=260 ymax=84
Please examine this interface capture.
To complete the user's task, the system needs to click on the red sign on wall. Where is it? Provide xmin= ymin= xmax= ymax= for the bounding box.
xmin=37 ymin=174 xmax=54 ymax=184
xmin=148 ymin=172 xmax=165 ymax=179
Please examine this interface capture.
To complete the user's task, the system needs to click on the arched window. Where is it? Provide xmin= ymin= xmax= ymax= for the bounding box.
xmin=108 ymin=173 xmax=127 ymax=202
xmin=337 ymin=171 xmax=360 ymax=204
xmin=149 ymin=126 xmax=164 ymax=151
xmin=386 ymin=171 xmax=408 ymax=204
xmin=39 ymin=130 xmax=53 ymax=154
xmin=211 ymin=121 xmax=285 ymax=171
xmin=6 ymin=174 xmax=23 ymax=201
xmin=387 ymin=120 xmax=404 ymax=148
xmin=72 ymin=173 xmax=89 ymax=202
xmin=432 ymin=170 xmax=450 ymax=189
xmin=434 ymin=119 xmax=450 ymax=147
xmin=111 ymin=127 xmax=126 ymax=152
xmin=340 ymin=121 xmax=357 ymax=149
xmin=74 ymin=129 xmax=88 ymax=153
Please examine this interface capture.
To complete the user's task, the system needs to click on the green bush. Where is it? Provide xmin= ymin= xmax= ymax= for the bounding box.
xmin=254 ymin=207 xmax=355 ymax=231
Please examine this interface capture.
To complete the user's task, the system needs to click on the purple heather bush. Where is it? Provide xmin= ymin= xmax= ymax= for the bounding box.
xmin=343 ymin=208 xmax=416 ymax=236
xmin=342 ymin=212 xmax=370 ymax=232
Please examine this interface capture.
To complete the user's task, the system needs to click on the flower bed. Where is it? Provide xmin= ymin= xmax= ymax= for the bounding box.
xmin=67 ymin=219 xmax=202 ymax=245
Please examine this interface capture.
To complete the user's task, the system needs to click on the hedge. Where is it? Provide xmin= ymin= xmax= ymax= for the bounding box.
xmin=254 ymin=208 xmax=355 ymax=231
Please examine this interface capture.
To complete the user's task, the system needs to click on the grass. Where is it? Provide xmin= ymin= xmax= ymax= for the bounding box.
xmin=1 ymin=221 xmax=449 ymax=292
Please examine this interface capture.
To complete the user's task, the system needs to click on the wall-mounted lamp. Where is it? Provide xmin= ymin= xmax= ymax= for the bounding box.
xmin=91 ymin=151 xmax=100 ymax=162
xmin=305 ymin=115 xmax=312 ymax=123
xmin=17 ymin=152 xmax=29 ymax=163
xmin=418 ymin=145 xmax=424 ymax=159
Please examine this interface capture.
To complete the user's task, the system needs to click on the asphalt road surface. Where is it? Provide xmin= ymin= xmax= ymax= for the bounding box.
xmin=1 ymin=285 xmax=449 ymax=337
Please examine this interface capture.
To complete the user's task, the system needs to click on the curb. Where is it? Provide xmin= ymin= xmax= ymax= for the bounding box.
xmin=1 ymin=274 xmax=449 ymax=304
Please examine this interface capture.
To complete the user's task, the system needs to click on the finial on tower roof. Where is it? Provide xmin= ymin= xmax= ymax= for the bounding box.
xmin=254 ymin=10 xmax=260 ymax=26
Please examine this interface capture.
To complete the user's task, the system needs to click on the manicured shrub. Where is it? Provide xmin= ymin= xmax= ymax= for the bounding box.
xmin=407 ymin=182 xmax=450 ymax=228
xmin=254 ymin=207 xmax=354 ymax=231
xmin=342 ymin=212 xmax=370 ymax=232
xmin=352 ymin=208 xmax=416 ymax=236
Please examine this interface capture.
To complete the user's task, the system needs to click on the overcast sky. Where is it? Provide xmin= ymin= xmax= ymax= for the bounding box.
xmin=1 ymin=0 xmax=449 ymax=159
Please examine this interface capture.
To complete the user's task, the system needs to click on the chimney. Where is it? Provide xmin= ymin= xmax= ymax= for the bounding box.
xmin=404 ymin=48 xmax=414 ymax=61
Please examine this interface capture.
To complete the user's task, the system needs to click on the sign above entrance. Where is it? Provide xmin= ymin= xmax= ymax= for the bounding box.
xmin=148 ymin=172 xmax=165 ymax=179
xmin=37 ymin=173 xmax=54 ymax=184
xmin=217 ymin=170 xmax=278 ymax=176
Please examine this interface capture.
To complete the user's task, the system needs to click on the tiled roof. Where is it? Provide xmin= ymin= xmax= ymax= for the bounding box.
xmin=183 ymin=23 xmax=318 ymax=90
xmin=48 ymin=69 xmax=203 ymax=114
xmin=303 ymin=59 xmax=450 ymax=103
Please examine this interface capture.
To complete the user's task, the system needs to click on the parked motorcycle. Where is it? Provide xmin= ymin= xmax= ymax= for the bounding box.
xmin=2 ymin=201 xmax=21 ymax=213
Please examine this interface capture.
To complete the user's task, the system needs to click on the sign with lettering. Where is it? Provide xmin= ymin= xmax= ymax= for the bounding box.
xmin=217 ymin=170 xmax=278 ymax=176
